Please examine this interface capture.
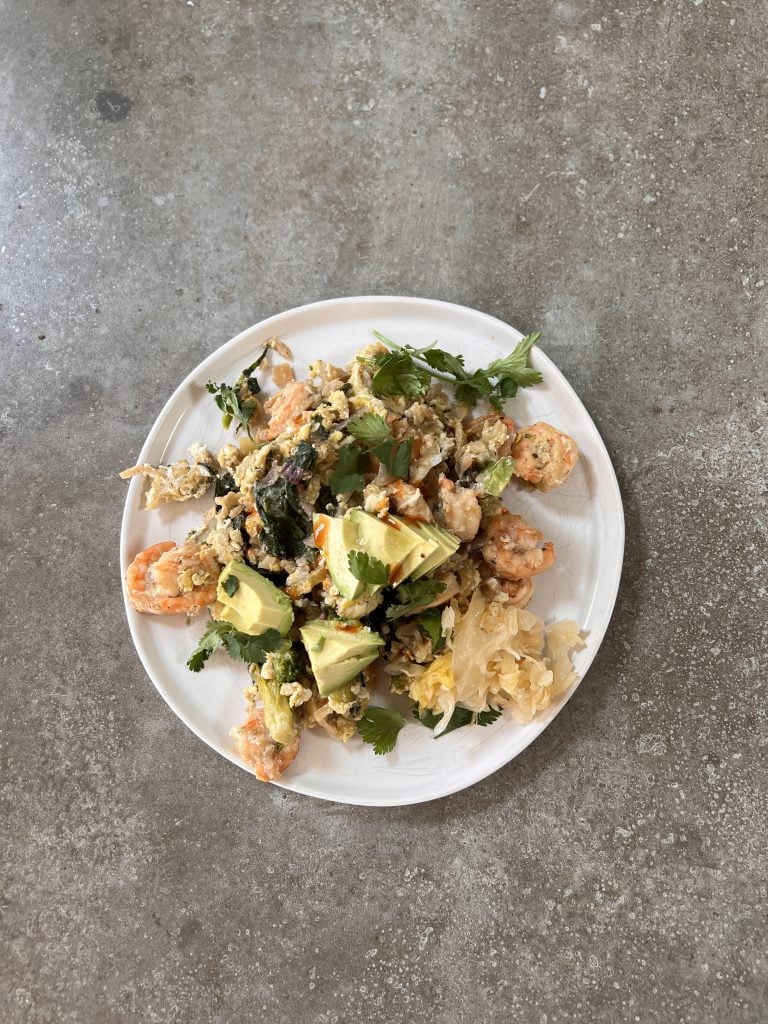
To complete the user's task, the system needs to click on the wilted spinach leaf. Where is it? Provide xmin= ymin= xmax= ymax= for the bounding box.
xmin=253 ymin=477 xmax=311 ymax=558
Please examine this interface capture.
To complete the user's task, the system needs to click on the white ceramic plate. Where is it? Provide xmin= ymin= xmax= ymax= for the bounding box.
xmin=120 ymin=296 xmax=624 ymax=806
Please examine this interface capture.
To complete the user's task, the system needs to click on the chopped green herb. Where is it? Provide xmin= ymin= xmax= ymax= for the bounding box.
xmin=346 ymin=413 xmax=391 ymax=447
xmin=385 ymin=578 xmax=446 ymax=620
xmin=358 ymin=705 xmax=405 ymax=755
xmin=413 ymin=703 xmax=502 ymax=734
xmin=415 ymin=608 xmax=445 ymax=653
xmin=205 ymin=380 xmax=258 ymax=436
xmin=475 ymin=707 xmax=503 ymax=726
xmin=348 ymin=550 xmax=390 ymax=586
xmin=187 ymin=619 xmax=283 ymax=672
xmin=345 ymin=413 xmax=412 ymax=480
xmin=387 ymin=437 xmax=412 ymax=479
xmin=222 ymin=575 xmax=240 ymax=598
xmin=329 ymin=443 xmax=368 ymax=494
xmin=369 ymin=329 xmax=543 ymax=411
xmin=370 ymin=351 xmax=431 ymax=398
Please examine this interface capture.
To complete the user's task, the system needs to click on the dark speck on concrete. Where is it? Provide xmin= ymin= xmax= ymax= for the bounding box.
xmin=95 ymin=88 xmax=132 ymax=121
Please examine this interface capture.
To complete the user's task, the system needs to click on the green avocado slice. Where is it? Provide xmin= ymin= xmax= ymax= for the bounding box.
xmin=214 ymin=560 xmax=293 ymax=636
xmin=299 ymin=618 xmax=384 ymax=695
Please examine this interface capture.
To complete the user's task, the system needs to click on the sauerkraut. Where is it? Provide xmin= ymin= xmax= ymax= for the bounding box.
xmin=409 ymin=590 xmax=584 ymax=729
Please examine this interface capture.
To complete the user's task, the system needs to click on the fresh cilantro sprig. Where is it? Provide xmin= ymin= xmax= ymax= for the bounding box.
xmin=348 ymin=550 xmax=390 ymax=586
xmin=369 ymin=330 xmax=543 ymax=411
xmin=187 ymin=619 xmax=283 ymax=672
xmin=346 ymin=412 xmax=412 ymax=479
xmin=413 ymin=704 xmax=503 ymax=735
xmin=222 ymin=574 xmax=240 ymax=598
xmin=385 ymin=578 xmax=446 ymax=620
xmin=205 ymin=381 xmax=258 ymax=436
xmin=205 ymin=349 xmax=268 ymax=437
xmin=358 ymin=706 xmax=405 ymax=755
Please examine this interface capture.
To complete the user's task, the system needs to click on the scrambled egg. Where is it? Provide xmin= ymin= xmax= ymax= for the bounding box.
xmin=409 ymin=653 xmax=455 ymax=711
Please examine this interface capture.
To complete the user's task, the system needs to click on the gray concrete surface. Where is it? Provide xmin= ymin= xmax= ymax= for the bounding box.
xmin=1 ymin=1 xmax=766 ymax=1021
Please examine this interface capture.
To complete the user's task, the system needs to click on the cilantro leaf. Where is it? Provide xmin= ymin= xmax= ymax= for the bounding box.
xmin=371 ymin=352 xmax=431 ymax=398
xmin=413 ymin=703 xmax=502 ymax=734
xmin=369 ymin=329 xmax=543 ymax=410
xmin=187 ymin=620 xmax=233 ymax=672
xmin=348 ymin=551 xmax=390 ymax=586
xmin=347 ymin=413 xmax=391 ymax=446
xmin=205 ymin=381 xmax=257 ymax=437
xmin=330 ymin=443 xmax=368 ymax=494
xmin=346 ymin=414 xmax=412 ymax=481
xmin=422 ymin=348 xmax=467 ymax=378
xmin=253 ymin=477 xmax=312 ymax=558
xmin=413 ymin=704 xmax=472 ymax=735
xmin=388 ymin=437 xmax=412 ymax=480
xmin=358 ymin=706 xmax=405 ymax=755
xmin=222 ymin=627 xmax=283 ymax=664
xmin=222 ymin=575 xmax=240 ymax=598
xmin=475 ymin=707 xmax=503 ymax=726
xmin=186 ymin=620 xmax=283 ymax=672
xmin=385 ymin=578 xmax=446 ymax=620
xmin=415 ymin=609 xmax=445 ymax=653
xmin=484 ymin=332 xmax=542 ymax=378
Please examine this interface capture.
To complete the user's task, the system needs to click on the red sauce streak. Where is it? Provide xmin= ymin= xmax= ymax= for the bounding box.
xmin=313 ymin=518 xmax=328 ymax=553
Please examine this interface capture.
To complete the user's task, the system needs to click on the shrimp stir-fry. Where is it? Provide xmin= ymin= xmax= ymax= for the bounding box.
xmin=121 ymin=330 xmax=583 ymax=785
xmin=125 ymin=541 xmax=219 ymax=614
xmin=231 ymin=711 xmax=300 ymax=781
xmin=480 ymin=513 xmax=555 ymax=580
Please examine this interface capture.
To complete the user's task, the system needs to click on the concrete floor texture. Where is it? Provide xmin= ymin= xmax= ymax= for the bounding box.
xmin=1 ymin=0 xmax=765 ymax=1021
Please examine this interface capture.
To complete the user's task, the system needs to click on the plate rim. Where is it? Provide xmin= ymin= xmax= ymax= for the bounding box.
xmin=120 ymin=295 xmax=625 ymax=806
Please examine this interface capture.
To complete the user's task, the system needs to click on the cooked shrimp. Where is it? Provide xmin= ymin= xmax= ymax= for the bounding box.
xmin=510 ymin=422 xmax=579 ymax=491
xmin=263 ymin=380 xmax=314 ymax=440
xmin=125 ymin=541 xmax=219 ymax=615
xmin=231 ymin=711 xmax=300 ymax=782
xmin=382 ymin=480 xmax=433 ymax=522
xmin=465 ymin=414 xmax=517 ymax=455
xmin=481 ymin=513 xmax=555 ymax=580
xmin=437 ymin=475 xmax=481 ymax=541
xmin=499 ymin=577 xmax=535 ymax=607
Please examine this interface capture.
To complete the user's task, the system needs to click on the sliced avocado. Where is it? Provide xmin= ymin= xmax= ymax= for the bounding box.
xmin=299 ymin=618 xmax=384 ymax=695
xmin=408 ymin=522 xmax=460 ymax=580
xmin=479 ymin=456 xmax=515 ymax=497
xmin=215 ymin=560 xmax=293 ymax=636
xmin=347 ymin=509 xmax=421 ymax=579
xmin=249 ymin=665 xmax=297 ymax=747
xmin=388 ymin=519 xmax=439 ymax=584
xmin=314 ymin=513 xmax=366 ymax=599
